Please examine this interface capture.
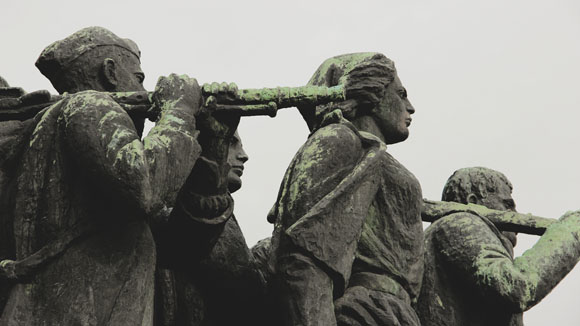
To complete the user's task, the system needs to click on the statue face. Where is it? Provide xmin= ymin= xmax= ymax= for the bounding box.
xmin=480 ymin=182 xmax=516 ymax=212
xmin=370 ymin=75 xmax=415 ymax=144
xmin=61 ymin=47 xmax=146 ymax=94
xmin=479 ymin=181 xmax=518 ymax=246
xmin=112 ymin=49 xmax=146 ymax=92
xmin=227 ymin=131 xmax=249 ymax=193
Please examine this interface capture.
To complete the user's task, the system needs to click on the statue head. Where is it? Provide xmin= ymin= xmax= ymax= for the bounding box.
xmin=227 ymin=131 xmax=249 ymax=193
xmin=442 ymin=167 xmax=515 ymax=210
xmin=442 ymin=167 xmax=517 ymax=245
xmin=35 ymin=26 xmax=145 ymax=94
xmin=300 ymin=52 xmax=415 ymax=144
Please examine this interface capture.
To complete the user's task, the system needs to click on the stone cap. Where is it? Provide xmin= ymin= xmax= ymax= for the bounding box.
xmin=35 ymin=26 xmax=140 ymax=81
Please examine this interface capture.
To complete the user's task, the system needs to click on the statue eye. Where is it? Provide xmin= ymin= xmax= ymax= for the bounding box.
xmin=397 ymin=89 xmax=407 ymax=99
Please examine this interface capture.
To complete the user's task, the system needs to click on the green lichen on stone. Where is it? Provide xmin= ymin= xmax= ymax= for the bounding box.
xmin=449 ymin=209 xmax=580 ymax=311
xmin=24 ymin=284 xmax=33 ymax=296
xmin=158 ymin=113 xmax=185 ymax=126
xmin=29 ymin=105 xmax=58 ymax=147
xmin=114 ymin=139 xmax=146 ymax=168
xmin=107 ymin=128 xmax=135 ymax=156
xmin=65 ymin=91 xmax=118 ymax=111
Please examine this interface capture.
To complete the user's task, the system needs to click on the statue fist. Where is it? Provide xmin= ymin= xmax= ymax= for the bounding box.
xmin=198 ymin=81 xmax=241 ymax=139
xmin=202 ymin=81 xmax=239 ymax=103
xmin=153 ymin=74 xmax=202 ymax=115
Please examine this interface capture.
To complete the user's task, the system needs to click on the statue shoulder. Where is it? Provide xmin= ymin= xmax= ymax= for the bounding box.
xmin=428 ymin=212 xmax=488 ymax=240
xmin=306 ymin=122 xmax=363 ymax=155
xmin=64 ymin=90 xmax=119 ymax=109
xmin=60 ymin=91 xmax=130 ymax=124
xmin=428 ymin=211 xmax=508 ymax=254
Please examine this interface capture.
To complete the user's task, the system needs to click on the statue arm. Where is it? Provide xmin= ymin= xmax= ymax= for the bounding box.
xmin=61 ymin=90 xmax=200 ymax=216
xmin=435 ymin=211 xmax=580 ymax=312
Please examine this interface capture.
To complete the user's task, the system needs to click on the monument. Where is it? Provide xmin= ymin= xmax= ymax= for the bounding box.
xmin=0 ymin=27 xmax=579 ymax=326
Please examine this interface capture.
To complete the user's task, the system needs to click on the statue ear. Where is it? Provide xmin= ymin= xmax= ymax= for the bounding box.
xmin=101 ymin=58 xmax=118 ymax=91
xmin=466 ymin=194 xmax=478 ymax=205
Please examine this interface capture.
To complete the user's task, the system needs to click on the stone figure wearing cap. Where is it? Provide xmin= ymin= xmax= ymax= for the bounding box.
xmin=267 ymin=53 xmax=423 ymax=326
xmin=417 ymin=167 xmax=580 ymax=326
xmin=0 ymin=27 xmax=237 ymax=325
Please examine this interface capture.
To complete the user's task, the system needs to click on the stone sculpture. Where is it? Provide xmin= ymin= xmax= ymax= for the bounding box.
xmin=0 ymin=26 xmax=235 ymax=325
xmin=268 ymin=52 xmax=423 ymax=326
xmin=1 ymin=27 xmax=579 ymax=326
xmin=417 ymin=167 xmax=580 ymax=326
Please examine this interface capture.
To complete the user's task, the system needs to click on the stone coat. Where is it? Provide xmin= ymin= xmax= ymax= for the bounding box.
xmin=270 ymin=115 xmax=424 ymax=325
xmin=0 ymin=90 xmax=200 ymax=325
xmin=154 ymin=215 xmax=268 ymax=326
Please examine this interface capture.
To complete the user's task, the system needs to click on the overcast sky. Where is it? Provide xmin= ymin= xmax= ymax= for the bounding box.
xmin=3 ymin=0 xmax=580 ymax=324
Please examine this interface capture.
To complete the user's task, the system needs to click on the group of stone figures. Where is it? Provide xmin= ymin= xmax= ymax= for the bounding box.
xmin=0 ymin=26 xmax=579 ymax=326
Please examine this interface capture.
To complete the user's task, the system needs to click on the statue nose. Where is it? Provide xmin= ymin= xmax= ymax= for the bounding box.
xmin=406 ymin=101 xmax=415 ymax=114
xmin=238 ymin=149 xmax=249 ymax=163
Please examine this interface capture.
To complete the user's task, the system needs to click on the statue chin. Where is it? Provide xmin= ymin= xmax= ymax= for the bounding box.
xmin=227 ymin=177 xmax=242 ymax=194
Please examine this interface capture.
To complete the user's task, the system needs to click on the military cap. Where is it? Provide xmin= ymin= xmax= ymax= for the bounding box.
xmin=35 ymin=26 xmax=140 ymax=82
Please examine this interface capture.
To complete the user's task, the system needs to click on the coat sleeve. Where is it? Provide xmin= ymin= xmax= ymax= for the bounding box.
xmin=60 ymin=90 xmax=201 ymax=216
xmin=434 ymin=211 xmax=580 ymax=312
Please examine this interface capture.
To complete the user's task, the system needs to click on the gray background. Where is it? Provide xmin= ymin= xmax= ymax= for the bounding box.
xmin=2 ymin=0 xmax=579 ymax=324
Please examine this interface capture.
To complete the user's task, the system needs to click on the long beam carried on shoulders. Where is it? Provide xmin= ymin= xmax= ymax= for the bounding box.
xmin=422 ymin=199 xmax=556 ymax=235
xmin=0 ymin=84 xmax=345 ymax=121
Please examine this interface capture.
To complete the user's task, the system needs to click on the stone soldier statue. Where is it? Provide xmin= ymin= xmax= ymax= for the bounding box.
xmin=417 ymin=167 xmax=580 ymax=326
xmin=268 ymin=52 xmax=423 ymax=326
xmin=0 ymin=27 xmax=234 ymax=325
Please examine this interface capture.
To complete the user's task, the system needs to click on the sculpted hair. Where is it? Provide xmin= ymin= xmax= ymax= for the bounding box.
xmin=442 ymin=167 xmax=513 ymax=204
xmin=299 ymin=52 xmax=396 ymax=131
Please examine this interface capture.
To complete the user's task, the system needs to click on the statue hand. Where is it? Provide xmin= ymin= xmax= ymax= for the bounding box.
xmin=153 ymin=74 xmax=202 ymax=115
xmin=196 ymin=110 xmax=240 ymax=141
xmin=202 ymin=81 xmax=239 ymax=103
xmin=198 ymin=82 xmax=241 ymax=140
